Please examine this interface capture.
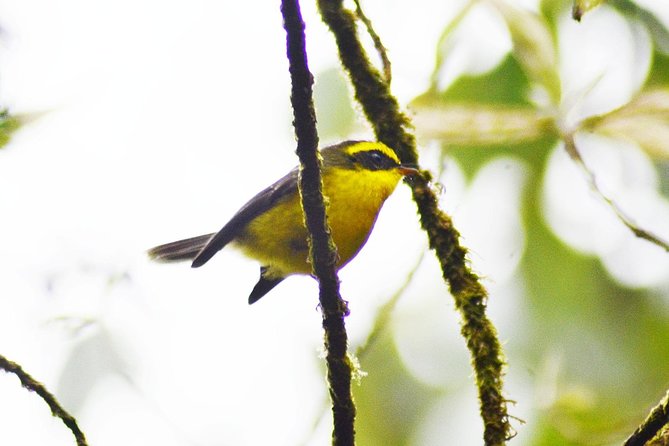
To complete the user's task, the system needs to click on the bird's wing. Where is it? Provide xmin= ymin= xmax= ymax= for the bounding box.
xmin=191 ymin=167 xmax=299 ymax=268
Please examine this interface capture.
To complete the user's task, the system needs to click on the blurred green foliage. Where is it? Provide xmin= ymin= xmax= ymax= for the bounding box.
xmin=0 ymin=109 xmax=20 ymax=149
xmin=314 ymin=0 xmax=669 ymax=444
xmin=354 ymin=330 xmax=437 ymax=446
xmin=313 ymin=67 xmax=358 ymax=141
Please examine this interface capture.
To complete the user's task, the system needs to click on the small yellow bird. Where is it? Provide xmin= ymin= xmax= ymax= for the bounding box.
xmin=148 ymin=140 xmax=417 ymax=303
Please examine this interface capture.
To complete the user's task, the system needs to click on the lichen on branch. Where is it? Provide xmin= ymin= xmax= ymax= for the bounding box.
xmin=281 ymin=1 xmax=356 ymax=444
xmin=317 ymin=0 xmax=513 ymax=443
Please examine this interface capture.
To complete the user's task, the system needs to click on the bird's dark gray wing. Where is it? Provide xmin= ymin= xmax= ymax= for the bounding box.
xmin=191 ymin=168 xmax=299 ymax=268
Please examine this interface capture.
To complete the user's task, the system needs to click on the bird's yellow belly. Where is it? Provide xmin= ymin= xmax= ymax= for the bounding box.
xmin=235 ymin=167 xmax=401 ymax=278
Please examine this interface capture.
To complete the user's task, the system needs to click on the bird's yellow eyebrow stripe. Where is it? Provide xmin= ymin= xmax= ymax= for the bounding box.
xmin=344 ymin=141 xmax=401 ymax=164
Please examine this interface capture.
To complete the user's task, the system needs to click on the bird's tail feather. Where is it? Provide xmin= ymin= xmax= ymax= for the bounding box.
xmin=147 ymin=234 xmax=216 ymax=262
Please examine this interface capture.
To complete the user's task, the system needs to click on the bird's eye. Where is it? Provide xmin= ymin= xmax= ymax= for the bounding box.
xmin=369 ymin=151 xmax=383 ymax=166
xmin=349 ymin=149 xmax=395 ymax=170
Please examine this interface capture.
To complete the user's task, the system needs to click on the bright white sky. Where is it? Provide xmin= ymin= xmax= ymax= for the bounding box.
xmin=0 ymin=1 xmax=455 ymax=444
xmin=0 ymin=1 xmax=668 ymax=445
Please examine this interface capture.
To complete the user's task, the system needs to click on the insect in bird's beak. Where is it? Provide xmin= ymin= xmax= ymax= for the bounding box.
xmin=397 ymin=165 xmax=420 ymax=176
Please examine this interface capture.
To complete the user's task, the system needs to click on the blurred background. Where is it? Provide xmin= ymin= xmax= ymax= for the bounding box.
xmin=0 ymin=0 xmax=668 ymax=444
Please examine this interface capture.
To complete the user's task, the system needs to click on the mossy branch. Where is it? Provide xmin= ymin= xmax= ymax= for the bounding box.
xmin=317 ymin=1 xmax=512 ymax=444
xmin=0 ymin=353 xmax=88 ymax=446
xmin=281 ymin=1 xmax=355 ymax=444
xmin=624 ymin=390 xmax=669 ymax=446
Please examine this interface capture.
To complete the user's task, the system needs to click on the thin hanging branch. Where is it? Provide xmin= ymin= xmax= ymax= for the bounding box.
xmin=0 ymin=353 xmax=88 ymax=446
xmin=281 ymin=1 xmax=356 ymax=445
xmin=352 ymin=0 xmax=392 ymax=84
xmin=317 ymin=1 xmax=513 ymax=444
xmin=563 ymin=133 xmax=669 ymax=252
xmin=624 ymin=390 xmax=669 ymax=446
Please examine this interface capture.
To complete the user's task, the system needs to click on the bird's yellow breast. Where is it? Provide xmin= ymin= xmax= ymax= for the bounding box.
xmin=234 ymin=166 xmax=403 ymax=278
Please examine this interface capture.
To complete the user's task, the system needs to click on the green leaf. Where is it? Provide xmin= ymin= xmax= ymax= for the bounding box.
xmin=571 ymin=0 xmax=605 ymax=21
xmin=541 ymin=0 xmax=570 ymax=30
xmin=412 ymin=103 xmax=556 ymax=147
xmin=490 ymin=0 xmax=561 ymax=104
xmin=429 ymin=0 xmax=479 ymax=89
xmin=610 ymin=0 xmax=669 ymax=55
xmin=411 ymin=54 xmax=558 ymax=177
xmin=0 ymin=110 xmax=21 ymax=149
xmin=582 ymin=89 xmax=669 ymax=159
xmin=435 ymin=54 xmax=533 ymax=106
xmin=647 ymin=50 xmax=669 ymax=88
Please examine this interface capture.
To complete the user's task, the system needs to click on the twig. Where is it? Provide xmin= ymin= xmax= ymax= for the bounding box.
xmin=355 ymin=249 xmax=427 ymax=358
xmin=563 ymin=133 xmax=669 ymax=252
xmin=317 ymin=1 xmax=512 ymax=444
xmin=281 ymin=1 xmax=356 ymax=445
xmin=298 ymin=249 xmax=427 ymax=446
xmin=429 ymin=0 xmax=478 ymax=90
xmin=624 ymin=390 xmax=669 ymax=446
xmin=0 ymin=353 xmax=88 ymax=446
xmin=355 ymin=153 xmax=447 ymax=359
xmin=352 ymin=0 xmax=392 ymax=84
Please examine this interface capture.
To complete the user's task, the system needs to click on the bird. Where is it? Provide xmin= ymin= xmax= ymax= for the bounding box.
xmin=148 ymin=140 xmax=418 ymax=304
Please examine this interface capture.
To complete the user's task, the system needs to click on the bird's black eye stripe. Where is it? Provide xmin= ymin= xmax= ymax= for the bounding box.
xmin=353 ymin=149 xmax=399 ymax=171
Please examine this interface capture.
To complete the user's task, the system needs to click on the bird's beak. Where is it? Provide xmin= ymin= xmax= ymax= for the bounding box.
xmin=397 ymin=165 xmax=420 ymax=176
